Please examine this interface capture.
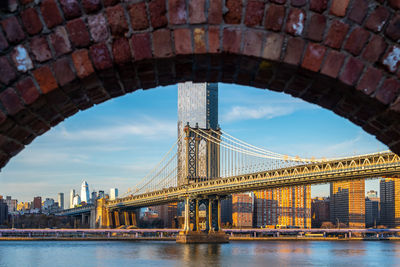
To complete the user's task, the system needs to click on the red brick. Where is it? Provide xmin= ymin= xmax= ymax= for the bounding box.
xmin=107 ymin=4 xmax=129 ymax=36
xmin=388 ymin=0 xmax=400 ymax=9
xmin=285 ymin=8 xmax=306 ymax=36
xmin=149 ymin=0 xmax=167 ymax=29
xmin=242 ymin=30 xmax=263 ymax=57
xmin=208 ymin=27 xmax=220 ymax=53
xmin=59 ymin=0 xmax=81 ymax=20
xmin=89 ymin=43 xmax=113 ymax=70
xmin=194 ymin=28 xmax=206 ymax=53
xmin=291 ymin=0 xmax=306 ymax=7
xmin=40 ymin=0 xmax=63 ymax=29
xmin=82 ymin=0 xmax=101 ymax=13
xmin=189 ymin=0 xmax=206 ymax=24
xmin=112 ymin=38 xmax=131 ymax=65
xmin=30 ymin=36 xmax=52 ymax=62
xmin=169 ymin=0 xmax=187 ymax=25
xmin=376 ymin=79 xmax=400 ymax=105
xmin=307 ymin=14 xmax=326 ymax=42
xmin=324 ymin=21 xmax=349 ymax=49
xmin=301 ymin=43 xmax=326 ymax=72
xmin=386 ymin=14 xmax=400 ymax=42
xmin=153 ymin=29 xmax=173 ymax=58
xmin=0 ymin=88 xmax=23 ymax=115
xmin=103 ymin=0 xmax=119 ymax=6
xmin=0 ymin=57 xmax=16 ymax=85
xmin=21 ymin=8 xmax=43 ymax=35
xmin=330 ymin=0 xmax=350 ymax=17
xmin=283 ymin=37 xmax=305 ymax=65
xmin=128 ymin=3 xmax=148 ymax=31
xmin=174 ymin=29 xmax=192 ymax=55
xmin=262 ymin=32 xmax=283 ymax=60
xmin=71 ymin=49 xmax=95 ymax=78
xmin=265 ymin=4 xmax=285 ymax=32
xmin=131 ymin=33 xmax=152 ymax=61
xmin=310 ymin=0 xmax=327 ymax=13
xmin=1 ymin=16 xmax=25 ymax=44
xmin=0 ymin=31 xmax=8 ymax=51
xmin=382 ymin=46 xmax=400 ymax=73
xmin=224 ymin=0 xmax=242 ymax=24
xmin=53 ymin=57 xmax=76 ymax=86
xmin=33 ymin=66 xmax=58 ymax=94
xmin=66 ymin=19 xmax=90 ymax=48
xmin=339 ymin=57 xmax=364 ymax=86
xmin=223 ymin=28 xmax=241 ymax=54
xmin=356 ymin=67 xmax=382 ymax=95
xmin=88 ymin=14 xmax=109 ymax=43
xmin=50 ymin=27 xmax=71 ymax=57
xmin=208 ymin=0 xmax=222 ymax=24
xmin=365 ymin=6 xmax=390 ymax=33
xmin=362 ymin=35 xmax=387 ymax=63
xmin=321 ymin=50 xmax=345 ymax=78
xmin=344 ymin=27 xmax=370 ymax=56
xmin=244 ymin=1 xmax=265 ymax=27
xmin=348 ymin=0 xmax=368 ymax=24
xmin=15 ymin=78 xmax=39 ymax=105
xmin=11 ymin=45 xmax=33 ymax=73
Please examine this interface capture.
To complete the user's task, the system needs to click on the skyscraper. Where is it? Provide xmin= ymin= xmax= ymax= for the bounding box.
xmin=72 ymin=195 xmax=81 ymax=207
xmin=380 ymin=178 xmax=400 ymax=227
xmin=33 ymin=196 xmax=42 ymax=210
xmin=81 ymin=181 xmax=90 ymax=204
xmin=330 ymin=180 xmax=365 ymax=228
xmin=177 ymin=82 xmax=219 ymax=185
xmin=58 ymin=193 xmax=64 ymax=210
xmin=110 ymin=188 xmax=118 ymax=200
xmin=70 ymin=189 xmax=75 ymax=209
xmin=0 ymin=199 xmax=7 ymax=225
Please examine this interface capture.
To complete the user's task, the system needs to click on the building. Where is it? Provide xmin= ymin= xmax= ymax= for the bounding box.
xmin=5 ymin=196 xmax=17 ymax=212
xmin=110 ymin=188 xmax=118 ymax=200
xmin=58 ymin=193 xmax=64 ymax=210
xmin=80 ymin=181 xmax=90 ymax=204
xmin=0 ymin=199 xmax=7 ymax=225
xmin=311 ymin=197 xmax=330 ymax=228
xmin=177 ymin=82 xmax=218 ymax=185
xmin=98 ymin=190 xmax=105 ymax=199
xmin=70 ymin=189 xmax=75 ymax=208
xmin=366 ymin=196 xmax=380 ymax=228
xmin=380 ymin=178 xmax=400 ymax=228
xmin=33 ymin=196 xmax=42 ymax=210
xmin=43 ymin=198 xmax=55 ymax=210
xmin=254 ymin=185 xmax=311 ymax=228
xmin=17 ymin=202 xmax=31 ymax=212
xmin=330 ymin=180 xmax=365 ymax=228
xmin=72 ymin=195 xmax=81 ymax=207
xmin=151 ymin=203 xmax=178 ymax=228
xmin=232 ymin=193 xmax=253 ymax=228
xmin=221 ymin=195 xmax=233 ymax=226
xmin=91 ymin=191 xmax=97 ymax=203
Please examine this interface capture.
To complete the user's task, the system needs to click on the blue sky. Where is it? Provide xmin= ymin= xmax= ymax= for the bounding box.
xmin=0 ymin=83 xmax=387 ymax=204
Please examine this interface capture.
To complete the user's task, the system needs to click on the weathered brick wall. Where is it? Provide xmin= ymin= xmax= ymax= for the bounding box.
xmin=0 ymin=0 xmax=398 ymax=168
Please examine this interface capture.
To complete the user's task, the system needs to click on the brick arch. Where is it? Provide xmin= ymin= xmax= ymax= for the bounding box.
xmin=0 ymin=0 xmax=399 ymax=169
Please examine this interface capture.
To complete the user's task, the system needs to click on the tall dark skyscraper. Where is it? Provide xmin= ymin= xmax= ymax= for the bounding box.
xmin=380 ymin=178 xmax=400 ymax=227
xmin=177 ymin=82 xmax=219 ymax=185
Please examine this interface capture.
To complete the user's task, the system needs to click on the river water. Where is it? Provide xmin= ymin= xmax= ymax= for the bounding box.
xmin=0 ymin=240 xmax=399 ymax=267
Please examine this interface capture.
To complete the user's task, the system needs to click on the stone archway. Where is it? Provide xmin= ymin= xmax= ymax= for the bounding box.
xmin=0 ymin=0 xmax=398 ymax=168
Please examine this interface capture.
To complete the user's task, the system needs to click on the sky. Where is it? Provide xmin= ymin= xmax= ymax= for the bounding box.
xmin=0 ymin=83 xmax=388 ymax=205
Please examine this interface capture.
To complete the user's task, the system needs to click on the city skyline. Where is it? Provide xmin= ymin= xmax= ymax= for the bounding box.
xmin=0 ymin=83 xmax=387 ymax=202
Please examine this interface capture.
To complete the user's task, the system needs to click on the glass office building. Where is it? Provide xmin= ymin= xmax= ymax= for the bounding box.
xmin=177 ymin=82 xmax=219 ymax=185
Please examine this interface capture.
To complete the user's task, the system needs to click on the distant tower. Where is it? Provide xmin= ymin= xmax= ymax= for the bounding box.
xmin=91 ymin=191 xmax=97 ymax=203
xmin=58 ymin=193 xmax=64 ymax=210
xmin=69 ymin=189 xmax=75 ymax=209
xmin=73 ymin=195 xmax=81 ymax=207
xmin=80 ymin=181 xmax=90 ymax=204
xmin=110 ymin=188 xmax=118 ymax=200
xmin=177 ymin=82 xmax=219 ymax=185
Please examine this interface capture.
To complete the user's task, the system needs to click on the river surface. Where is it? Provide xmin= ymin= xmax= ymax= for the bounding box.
xmin=0 ymin=240 xmax=399 ymax=267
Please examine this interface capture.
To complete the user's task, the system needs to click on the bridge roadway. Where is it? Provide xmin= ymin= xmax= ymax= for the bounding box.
xmin=106 ymin=151 xmax=400 ymax=210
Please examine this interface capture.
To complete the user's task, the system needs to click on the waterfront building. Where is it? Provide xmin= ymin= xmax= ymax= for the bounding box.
xmin=151 ymin=203 xmax=178 ymax=228
xmin=5 ymin=196 xmax=17 ymax=212
xmin=254 ymin=185 xmax=311 ymax=228
xmin=330 ymin=180 xmax=365 ymax=228
xmin=33 ymin=196 xmax=42 ymax=211
xmin=232 ymin=193 xmax=253 ymax=228
xmin=311 ymin=197 xmax=330 ymax=228
xmin=58 ymin=193 xmax=64 ymax=210
xmin=110 ymin=188 xmax=118 ymax=200
xmin=366 ymin=196 xmax=380 ymax=228
xmin=70 ymin=189 xmax=75 ymax=209
xmin=177 ymin=82 xmax=219 ymax=185
xmin=221 ymin=195 xmax=233 ymax=226
xmin=380 ymin=178 xmax=400 ymax=228
xmin=80 ymin=181 xmax=90 ymax=204
xmin=0 ymin=198 xmax=8 ymax=225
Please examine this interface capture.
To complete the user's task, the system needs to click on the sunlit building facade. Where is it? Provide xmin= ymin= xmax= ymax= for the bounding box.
xmin=80 ymin=181 xmax=90 ymax=204
xmin=177 ymin=82 xmax=219 ymax=185
xmin=330 ymin=180 xmax=365 ymax=228
xmin=380 ymin=178 xmax=400 ymax=228
xmin=232 ymin=193 xmax=253 ymax=228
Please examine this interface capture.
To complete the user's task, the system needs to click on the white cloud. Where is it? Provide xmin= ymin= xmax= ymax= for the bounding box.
xmin=222 ymin=105 xmax=297 ymax=122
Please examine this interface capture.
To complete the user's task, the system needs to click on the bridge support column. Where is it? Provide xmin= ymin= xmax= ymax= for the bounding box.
xmin=124 ymin=211 xmax=130 ymax=226
xmin=114 ymin=211 xmax=120 ymax=228
xmin=183 ymin=197 xmax=190 ymax=233
xmin=131 ymin=212 xmax=137 ymax=228
xmin=106 ymin=209 xmax=113 ymax=228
